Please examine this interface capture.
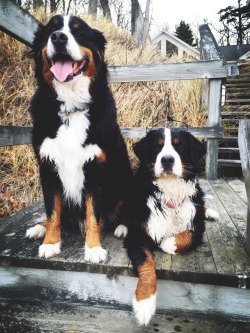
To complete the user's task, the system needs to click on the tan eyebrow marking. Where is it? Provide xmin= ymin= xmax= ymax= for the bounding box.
xmin=173 ymin=138 xmax=180 ymax=145
xmin=53 ymin=18 xmax=59 ymax=26
xmin=73 ymin=22 xmax=80 ymax=30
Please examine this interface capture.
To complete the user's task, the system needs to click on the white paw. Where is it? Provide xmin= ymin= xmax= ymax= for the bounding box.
xmin=160 ymin=236 xmax=177 ymax=255
xmin=84 ymin=245 xmax=107 ymax=263
xmin=133 ymin=294 xmax=156 ymax=326
xmin=26 ymin=224 xmax=46 ymax=239
xmin=39 ymin=242 xmax=61 ymax=259
xmin=205 ymin=208 xmax=219 ymax=220
xmin=114 ymin=225 xmax=128 ymax=238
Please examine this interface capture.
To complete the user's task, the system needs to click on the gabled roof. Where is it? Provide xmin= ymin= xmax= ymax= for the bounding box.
xmin=151 ymin=29 xmax=200 ymax=58
xmin=219 ymin=45 xmax=250 ymax=61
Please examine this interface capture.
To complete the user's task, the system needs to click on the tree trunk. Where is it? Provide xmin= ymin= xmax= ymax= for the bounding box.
xmin=131 ymin=0 xmax=138 ymax=35
xmin=99 ymin=0 xmax=111 ymax=20
xmin=50 ymin=0 xmax=57 ymax=13
xmin=88 ymin=0 xmax=98 ymax=17
xmin=33 ymin=0 xmax=43 ymax=10
xmin=142 ymin=0 xmax=150 ymax=41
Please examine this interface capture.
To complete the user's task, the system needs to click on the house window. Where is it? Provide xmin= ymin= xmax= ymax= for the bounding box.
xmin=231 ymin=65 xmax=238 ymax=76
xmin=166 ymin=41 xmax=178 ymax=57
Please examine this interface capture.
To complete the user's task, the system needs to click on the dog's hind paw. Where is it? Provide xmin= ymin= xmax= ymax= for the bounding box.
xmin=39 ymin=242 xmax=61 ymax=259
xmin=133 ymin=294 xmax=156 ymax=326
xmin=114 ymin=224 xmax=128 ymax=238
xmin=26 ymin=224 xmax=46 ymax=239
xmin=84 ymin=245 xmax=107 ymax=263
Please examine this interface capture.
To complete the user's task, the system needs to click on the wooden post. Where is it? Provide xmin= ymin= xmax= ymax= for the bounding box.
xmin=199 ymin=24 xmax=226 ymax=180
xmin=238 ymin=120 xmax=250 ymax=256
xmin=206 ymin=79 xmax=222 ymax=180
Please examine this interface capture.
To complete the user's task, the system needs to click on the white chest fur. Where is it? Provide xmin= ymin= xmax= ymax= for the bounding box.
xmin=147 ymin=177 xmax=197 ymax=244
xmin=40 ymin=111 xmax=101 ymax=205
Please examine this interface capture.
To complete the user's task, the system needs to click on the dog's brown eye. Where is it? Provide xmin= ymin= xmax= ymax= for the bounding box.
xmin=173 ymin=138 xmax=180 ymax=145
xmin=158 ymin=138 xmax=164 ymax=146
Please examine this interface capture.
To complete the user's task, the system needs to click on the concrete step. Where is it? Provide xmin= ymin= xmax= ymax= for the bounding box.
xmin=1 ymin=298 xmax=250 ymax=333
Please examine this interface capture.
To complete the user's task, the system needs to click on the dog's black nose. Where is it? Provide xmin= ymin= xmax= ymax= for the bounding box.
xmin=161 ymin=155 xmax=175 ymax=168
xmin=51 ymin=31 xmax=68 ymax=45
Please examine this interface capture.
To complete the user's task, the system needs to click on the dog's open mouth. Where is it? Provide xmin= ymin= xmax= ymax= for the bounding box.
xmin=50 ymin=55 xmax=87 ymax=83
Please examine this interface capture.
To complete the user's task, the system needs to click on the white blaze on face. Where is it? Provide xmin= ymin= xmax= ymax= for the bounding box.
xmin=154 ymin=128 xmax=183 ymax=177
xmin=47 ymin=16 xmax=83 ymax=61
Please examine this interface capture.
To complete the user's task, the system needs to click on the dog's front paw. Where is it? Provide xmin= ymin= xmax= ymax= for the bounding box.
xmin=133 ymin=294 xmax=156 ymax=326
xmin=26 ymin=224 xmax=46 ymax=239
xmin=114 ymin=224 xmax=128 ymax=238
xmin=160 ymin=237 xmax=177 ymax=255
xmin=39 ymin=242 xmax=61 ymax=259
xmin=84 ymin=245 xmax=107 ymax=263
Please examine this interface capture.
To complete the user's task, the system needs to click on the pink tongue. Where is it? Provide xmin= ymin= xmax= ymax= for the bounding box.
xmin=50 ymin=60 xmax=74 ymax=82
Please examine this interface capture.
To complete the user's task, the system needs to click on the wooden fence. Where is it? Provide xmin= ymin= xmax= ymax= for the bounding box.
xmin=0 ymin=0 xmax=227 ymax=180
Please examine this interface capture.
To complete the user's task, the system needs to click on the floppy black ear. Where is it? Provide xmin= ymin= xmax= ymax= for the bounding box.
xmin=93 ymin=29 xmax=107 ymax=54
xmin=190 ymin=134 xmax=206 ymax=165
xmin=133 ymin=137 xmax=148 ymax=162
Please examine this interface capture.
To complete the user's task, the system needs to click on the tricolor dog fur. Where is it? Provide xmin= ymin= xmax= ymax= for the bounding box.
xmin=26 ymin=15 xmax=132 ymax=262
xmin=120 ymin=128 xmax=217 ymax=325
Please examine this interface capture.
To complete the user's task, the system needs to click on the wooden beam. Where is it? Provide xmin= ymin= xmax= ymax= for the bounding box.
xmin=108 ymin=61 xmax=227 ymax=83
xmin=0 ymin=0 xmax=39 ymax=47
xmin=238 ymin=120 xmax=250 ymax=256
xmin=121 ymin=126 xmax=223 ymax=139
xmin=0 ymin=125 xmax=223 ymax=147
xmin=0 ymin=126 xmax=32 ymax=146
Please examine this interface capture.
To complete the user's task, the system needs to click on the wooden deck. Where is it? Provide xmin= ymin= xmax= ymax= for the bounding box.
xmin=0 ymin=178 xmax=249 ymax=287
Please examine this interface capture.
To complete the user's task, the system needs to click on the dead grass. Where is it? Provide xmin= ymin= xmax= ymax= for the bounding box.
xmin=0 ymin=12 xmax=205 ymax=217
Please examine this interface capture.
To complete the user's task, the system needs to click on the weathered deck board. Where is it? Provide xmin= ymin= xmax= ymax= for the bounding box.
xmin=0 ymin=179 xmax=250 ymax=288
xmin=209 ymin=179 xmax=247 ymax=238
xmin=226 ymin=178 xmax=248 ymax=204
xmin=200 ymin=179 xmax=250 ymax=284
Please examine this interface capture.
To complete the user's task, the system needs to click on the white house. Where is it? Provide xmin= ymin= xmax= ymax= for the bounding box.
xmin=151 ymin=29 xmax=200 ymax=60
xmin=219 ymin=45 xmax=250 ymax=75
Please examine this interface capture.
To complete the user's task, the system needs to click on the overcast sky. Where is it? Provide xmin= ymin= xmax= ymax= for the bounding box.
xmin=139 ymin=0 xmax=243 ymax=38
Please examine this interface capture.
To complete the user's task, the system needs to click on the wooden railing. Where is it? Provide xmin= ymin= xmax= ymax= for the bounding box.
xmin=238 ymin=120 xmax=250 ymax=256
xmin=0 ymin=0 xmax=227 ymax=180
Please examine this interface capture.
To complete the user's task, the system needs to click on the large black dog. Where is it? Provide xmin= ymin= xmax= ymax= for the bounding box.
xmin=121 ymin=128 xmax=210 ymax=325
xmin=26 ymin=15 xmax=132 ymax=262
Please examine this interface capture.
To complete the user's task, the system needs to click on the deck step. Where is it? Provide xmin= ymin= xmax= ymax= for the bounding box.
xmin=218 ymin=147 xmax=239 ymax=153
xmin=218 ymin=159 xmax=241 ymax=167
xmin=225 ymin=99 xmax=250 ymax=104
xmin=221 ymin=112 xmax=250 ymax=117
xmin=226 ymin=74 xmax=250 ymax=82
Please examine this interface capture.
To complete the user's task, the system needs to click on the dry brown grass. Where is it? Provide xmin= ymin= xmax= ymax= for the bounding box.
xmin=0 ymin=12 xmax=205 ymax=217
